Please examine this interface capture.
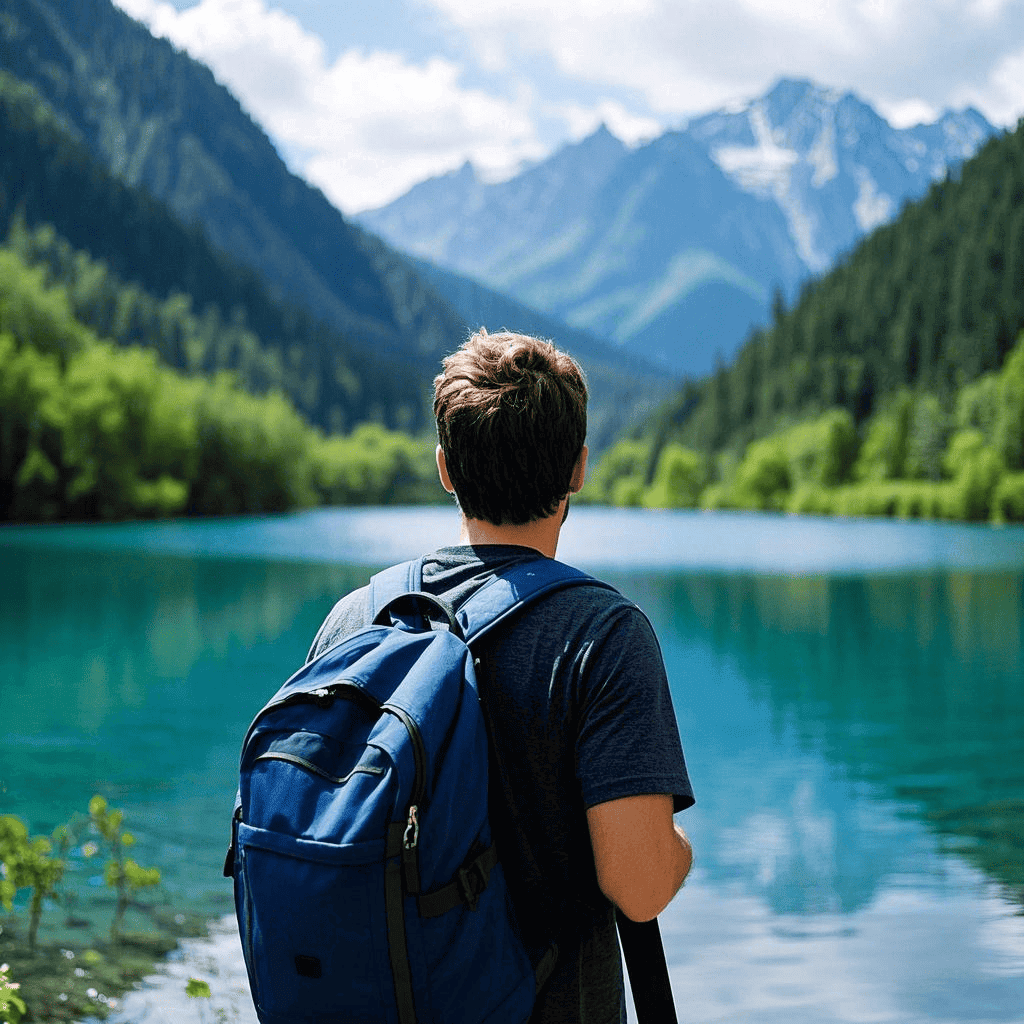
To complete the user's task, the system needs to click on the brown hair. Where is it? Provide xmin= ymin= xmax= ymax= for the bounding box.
xmin=433 ymin=329 xmax=588 ymax=525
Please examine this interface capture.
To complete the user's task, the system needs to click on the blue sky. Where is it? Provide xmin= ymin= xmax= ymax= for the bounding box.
xmin=114 ymin=0 xmax=1024 ymax=214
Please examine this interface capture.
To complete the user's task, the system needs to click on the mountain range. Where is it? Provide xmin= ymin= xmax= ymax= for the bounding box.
xmin=0 ymin=0 xmax=669 ymax=444
xmin=359 ymin=79 xmax=995 ymax=377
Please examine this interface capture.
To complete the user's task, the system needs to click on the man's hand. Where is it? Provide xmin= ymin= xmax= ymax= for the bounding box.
xmin=586 ymin=794 xmax=692 ymax=922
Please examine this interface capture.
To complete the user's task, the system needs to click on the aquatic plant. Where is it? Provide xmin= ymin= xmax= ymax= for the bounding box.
xmin=49 ymin=815 xmax=90 ymax=926
xmin=0 ymin=816 xmax=65 ymax=951
xmin=0 ymin=963 xmax=26 ymax=1024
xmin=87 ymin=797 xmax=161 ymax=942
xmin=186 ymin=977 xmax=235 ymax=1023
xmin=186 ymin=978 xmax=212 ymax=998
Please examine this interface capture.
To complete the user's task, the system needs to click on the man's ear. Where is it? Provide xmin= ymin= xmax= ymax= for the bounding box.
xmin=436 ymin=445 xmax=455 ymax=494
xmin=570 ymin=445 xmax=588 ymax=494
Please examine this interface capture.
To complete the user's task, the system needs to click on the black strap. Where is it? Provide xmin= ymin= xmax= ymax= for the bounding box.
xmin=417 ymin=844 xmax=498 ymax=918
xmin=617 ymin=912 xmax=677 ymax=1024
xmin=384 ymin=822 xmax=417 ymax=1024
xmin=533 ymin=943 xmax=558 ymax=994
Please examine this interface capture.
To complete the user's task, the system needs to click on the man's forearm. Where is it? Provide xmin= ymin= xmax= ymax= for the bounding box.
xmin=588 ymin=796 xmax=694 ymax=922
xmin=672 ymin=823 xmax=693 ymax=892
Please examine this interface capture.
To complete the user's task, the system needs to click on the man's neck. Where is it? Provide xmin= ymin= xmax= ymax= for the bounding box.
xmin=457 ymin=503 xmax=568 ymax=559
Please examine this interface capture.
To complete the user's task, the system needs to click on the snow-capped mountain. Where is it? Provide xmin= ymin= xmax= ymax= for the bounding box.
xmin=690 ymin=78 xmax=993 ymax=273
xmin=358 ymin=80 xmax=995 ymax=376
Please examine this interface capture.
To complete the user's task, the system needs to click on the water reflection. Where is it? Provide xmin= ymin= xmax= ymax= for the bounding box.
xmin=617 ymin=569 xmax=1024 ymax=912
xmin=4 ymin=518 xmax=1023 ymax=1020
xmin=0 ymin=547 xmax=372 ymax=912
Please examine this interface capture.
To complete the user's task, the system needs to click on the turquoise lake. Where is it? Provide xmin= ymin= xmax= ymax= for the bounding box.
xmin=2 ymin=506 xmax=1024 ymax=1023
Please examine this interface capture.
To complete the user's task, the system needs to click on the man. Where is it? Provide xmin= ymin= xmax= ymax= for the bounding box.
xmin=307 ymin=329 xmax=694 ymax=1023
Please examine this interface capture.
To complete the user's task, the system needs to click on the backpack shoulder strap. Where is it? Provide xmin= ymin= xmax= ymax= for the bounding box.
xmin=368 ymin=556 xmax=614 ymax=641
xmin=457 ymin=558 xmax=615 ymax=643
xmin=367 ymin=558 xmax=423 ymax=620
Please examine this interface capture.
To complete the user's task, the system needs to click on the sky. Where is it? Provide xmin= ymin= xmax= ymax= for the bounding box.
xmin=113 ymin=0 xmax=1024 ymax=215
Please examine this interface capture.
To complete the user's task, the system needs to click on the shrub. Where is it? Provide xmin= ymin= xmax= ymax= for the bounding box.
xmin=783 ymin=408 xmax=859 ymax=487
xmin=583 ymin=439 xmax=649 ymax=505
xmin=853 ymin=391 xmax=913 ymax=481
xmin=731 ymin=437 xmax=791 ymax=511
xmin=990 ymin=473 xmax=1024 ymax=524
xmin=0 ymin=816 xmax=64 ymax=951
xmin=785 ymin=483 xmax=834 ymax=516
xmin=642 ymin=444 xmax=705 ymax=508
xmin=942 ymin=430 xmax=1004 ymax=521
xmin=88 ymin=796 xmax=161 ymax=942
xmin=698 ymin=482 xmax=732 ymax=510
xmin=314 ymin=424 xmax=439 ymax=505
xmin=0 ymin=963 xmax=26 ymax=1024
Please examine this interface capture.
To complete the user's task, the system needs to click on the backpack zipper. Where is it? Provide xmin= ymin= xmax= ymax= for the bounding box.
xmin=241 ymin=682 xmax=381 ymax=751
xmin=381 ymin=702 xmax=426 ymax=806
xmin=253 ymin=750 xmax=385 ymax=785
xmin=403 ymin=805 xmax=419 ymax=849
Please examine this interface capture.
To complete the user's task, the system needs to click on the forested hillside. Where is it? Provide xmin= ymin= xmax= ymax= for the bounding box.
xmin=0 ymin=0 xmax=466 ymax=374
xmin=0 ymin=70 xmax=435 ymax=434
xmin=0 ymin=243 xmax=443 ymax=520
xmin=589 ymin=119 xmax=1024 ymax=523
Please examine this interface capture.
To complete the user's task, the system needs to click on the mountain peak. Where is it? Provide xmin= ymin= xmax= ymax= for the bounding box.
xmin=574 ymin=121 xmax=627 ymax=154
xmin=762 ymin=78 xmax=824 ymax=116
xmin=451 ymin=159 xmax=477 ymax=181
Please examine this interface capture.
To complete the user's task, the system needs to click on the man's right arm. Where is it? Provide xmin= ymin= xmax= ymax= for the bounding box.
xmin=586 ymin=793 xmax=692 ymax=922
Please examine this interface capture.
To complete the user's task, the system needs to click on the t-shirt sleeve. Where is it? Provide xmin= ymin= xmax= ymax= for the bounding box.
xmin=306 ymin=585 xmax=371 ymax=662
xmin=575 ymin=603 xmax=695 ymax=814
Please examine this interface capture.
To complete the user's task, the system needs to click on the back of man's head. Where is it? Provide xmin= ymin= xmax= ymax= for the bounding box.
xmin=434 ymin=329 xmax=588 ymax=526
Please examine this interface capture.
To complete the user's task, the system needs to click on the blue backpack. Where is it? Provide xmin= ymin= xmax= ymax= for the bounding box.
xmin=225 ymin=557 xmax=607 ymax=1024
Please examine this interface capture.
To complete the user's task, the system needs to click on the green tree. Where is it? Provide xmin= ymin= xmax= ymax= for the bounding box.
xmin=730 ymin=437 xmax=791 ymax=512
xmin=0 ymin=963 xmax=27 ymax=1024
xmin=60 ymin=344 xmax=197 ymax=518
xmin=943 ymin=429 xmax=1004 ymax=521
xmin=782 ymin=408 xmax=859 ymax=487
xmin=642 ymin=444 xmax=706 ymax=509
xmin=0 ymin=250 xmax=92 ymax=360
xmin=88 ymin=796 xmax=161 ymax=942
xmin=0 ymin=816 xmax=65 ymax=951
xmin=314 ymin=424 xmax=438 ymax=506
xmin=0 ymin=332 xmax=65 ymax=519
xmin=853 ymin=391 xmax=913 ymax=481
xmin=904 ymin=393 xmax=951 ymax=480
xmin=993 ymin=335 xmax=1024 ymax=470
xmin=583 ymin=439 xmax=650 ymax=506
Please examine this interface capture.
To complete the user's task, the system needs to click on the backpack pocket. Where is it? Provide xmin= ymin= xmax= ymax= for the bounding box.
xmin=410 ymin=857 xmax=536 ymax=1024
xmin=235 ymin=823 xmax=394 ymax=1024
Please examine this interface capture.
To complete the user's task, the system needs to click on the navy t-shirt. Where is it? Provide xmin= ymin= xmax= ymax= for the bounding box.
xmin=307 ymin=545 xmax=694 ymax=1024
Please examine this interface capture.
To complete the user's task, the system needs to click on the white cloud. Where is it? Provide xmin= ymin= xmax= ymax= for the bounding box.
xmin=955 ymin=43 xmax=1024 ymax=126
xmin=424 ymin=0 xmax=1024 ymax=128
xmin=550 ymin=99 xmax=661 ymax=147
xmin=114 ymin=0 xmax=544 ymax=212
xmin=875 ymin=97 xmax=941 ymax=129
xmin=114 ymin=0 xmax=1024 ymax=214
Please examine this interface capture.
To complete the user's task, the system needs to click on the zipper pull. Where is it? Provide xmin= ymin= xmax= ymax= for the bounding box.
xmin=311 ymin=687 xmax=332 ymax=707
xmin=403 ymin=805 xmax=419 ymax=849
xmin=402 ymin=805 xmax=421 ymax=894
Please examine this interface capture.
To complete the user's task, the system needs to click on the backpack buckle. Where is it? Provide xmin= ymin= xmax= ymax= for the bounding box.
xmin=456 ymin=861 xmax=487 ymax=912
